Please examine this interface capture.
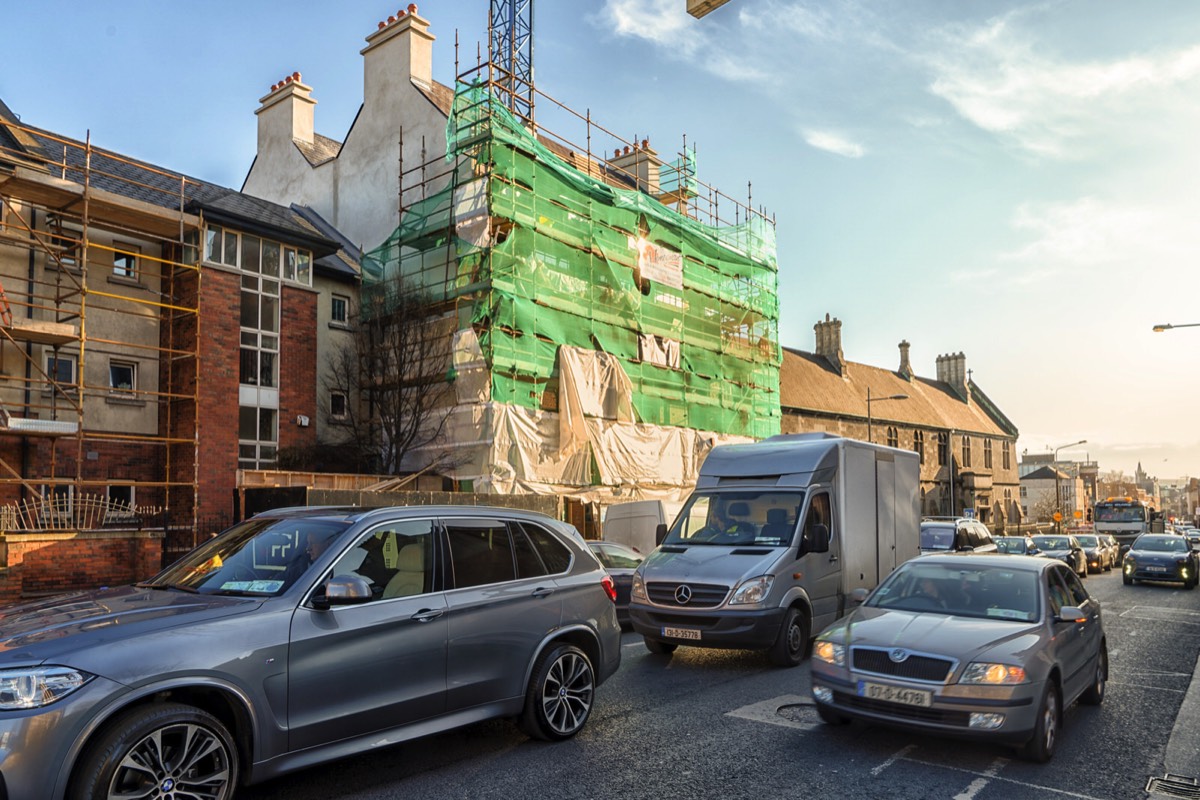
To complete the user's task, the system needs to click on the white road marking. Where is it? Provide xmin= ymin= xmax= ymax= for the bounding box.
xmin=952 ymin=757 xmax=1007 ymax=800
xmin=1108 ymin=680 xmax=1187 ymax=693
xmin=901 ymin=754 xmax=1111 ymax=800
xmin=725 ymin=694 xmax=819 ymax=730
xmin=870 ymin=744 xmax=916 ymax=776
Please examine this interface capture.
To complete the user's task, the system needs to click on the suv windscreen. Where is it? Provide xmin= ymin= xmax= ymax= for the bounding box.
xmin=664 ymin=491 xmax=805 ymax=547
xmin=148 ymin=516 xmax=352 ymax=596
xmin=919 ymin=524 xmax=955 ymax=551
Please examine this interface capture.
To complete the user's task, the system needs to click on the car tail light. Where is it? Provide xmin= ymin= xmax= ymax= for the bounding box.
xmin=601 ymin=574 xmax=617 ymax=603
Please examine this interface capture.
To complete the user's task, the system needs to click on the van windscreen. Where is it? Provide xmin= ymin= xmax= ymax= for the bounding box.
xmin=665 ymin=492 xmax=805 ymax=547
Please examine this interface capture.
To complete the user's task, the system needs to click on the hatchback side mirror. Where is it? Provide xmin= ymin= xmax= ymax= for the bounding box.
xmin=849 ymin=587 xmax=870 ymax=605
xmin=1056 ymin=606 xmax=1088 ymax=624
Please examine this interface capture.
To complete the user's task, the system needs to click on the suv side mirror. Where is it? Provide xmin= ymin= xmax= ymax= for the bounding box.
xmin=315 ymin=575 xmax=373 ymax=609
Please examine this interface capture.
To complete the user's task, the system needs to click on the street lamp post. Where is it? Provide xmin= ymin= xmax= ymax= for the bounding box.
xmin=1153 ymin=322 xmax=1200 ymax=332
xmin=866 ymin=387 xmax=909 ymax=444
xmin=1054 ymin=439 xmax=1087 ymax=533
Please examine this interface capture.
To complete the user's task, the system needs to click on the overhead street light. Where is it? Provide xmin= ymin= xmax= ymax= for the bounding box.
xmin=1054 ymin=439 xmax=1087 ymax=533
xmin=1152 ymin=322 xmax=1200 ymax=332
xmin=866 ymin=387 xmax=909 ymax=444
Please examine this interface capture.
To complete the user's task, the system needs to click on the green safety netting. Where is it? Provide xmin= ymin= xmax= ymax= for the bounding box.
xmin=362 ymin=82 xmax=781 ymax=439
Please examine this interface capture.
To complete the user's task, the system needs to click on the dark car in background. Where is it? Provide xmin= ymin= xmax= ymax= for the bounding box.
xmin=588 ymin=540 xmax=645 ymax=626
xmin=1074 ymin=534 xmax=1112 ymax=573
xmin=995 ymin=535 xmax=1042 ymax=556
xmin=0 ymin=506 xmax=622 ymax=800
xmin=811 ymin=553 xmax=1107 ymax=762
xmin=1032 ymin=535 xmax=1088 ymax=578
xmin=920 ymin=517 xmax=999 ymax=554
xmin=1122 ymin=533 xmax=1200 ymax=589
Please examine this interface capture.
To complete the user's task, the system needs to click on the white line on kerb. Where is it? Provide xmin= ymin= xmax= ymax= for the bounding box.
xmin=871 ymin=744 xmax=916 ymax=776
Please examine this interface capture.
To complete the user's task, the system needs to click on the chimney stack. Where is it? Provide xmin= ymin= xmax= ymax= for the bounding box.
xmin=814 ymin=313 xmax=845 ymax=375
xmin=936 ymin=351 xmax=969 ymax=401
xmin=256 ymin=72 xmax=316 ymax=151
xmin=898 ymin=340 xmax=913 ymax=380
xmin=362 ymin=4 xmax=435 ymax=101
xmin=609 ymin=137 xmax=663 ymax=195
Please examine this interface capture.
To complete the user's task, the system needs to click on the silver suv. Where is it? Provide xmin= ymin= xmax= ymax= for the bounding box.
xmin=919 ymin=516 xmax=999 ymax=554
xmin=0 ymin=505 xmax=622 ymax=800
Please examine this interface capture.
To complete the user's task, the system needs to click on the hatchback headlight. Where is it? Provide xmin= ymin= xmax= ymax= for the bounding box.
xmin=631 ymin=571 xmax=646 ymax=601
xmin=0 ymin=666 xmax=92 ymax=709
xmin=728 ymin=575 xmax=773 ymax=605
xmin=813 ymin=640 xmax=845 ymax=666
xmin=960 ymin=663 xmax=1028 ymax=685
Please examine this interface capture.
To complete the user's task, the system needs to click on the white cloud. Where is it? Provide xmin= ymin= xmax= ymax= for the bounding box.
xmin=599 ymin=0 xmax=702 ymax=55
xmin=923 ymin=13 xmax=1200 ymax=157
xmin=801 ymin=129 xmax=865 ymax=158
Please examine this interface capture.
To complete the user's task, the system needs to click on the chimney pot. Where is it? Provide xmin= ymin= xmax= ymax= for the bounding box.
xmin=388 ymin=15 xmax=396 ymax=23
xmin=378 ymin=20 xmax=386 ymax=29
xmin=408 ymin=3 xmax=418 ymax=13
xmin=624 ymin=145 xmax=631 ymax=155
xmin=614 ymin=149 xmax=621 ymax=158
xmin=293 ymin=71 xmax=301 ymax=81
xmin=642 ymin=138 xmax=649 ymax=149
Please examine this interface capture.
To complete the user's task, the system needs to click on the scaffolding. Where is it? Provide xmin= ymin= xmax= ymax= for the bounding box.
xmin=0 ymin=119 xmax=200 ymax=536
xmin=361 ymin=59 xmax=780 ymax=503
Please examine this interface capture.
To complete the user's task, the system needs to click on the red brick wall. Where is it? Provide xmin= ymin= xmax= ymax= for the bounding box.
xmin=0 ymin=532 xmax=162 ymax=605
xmin=279 ymin=284 xmax=318 ymax=454
xmin=197 ymin=269 xmax=241 ymax=522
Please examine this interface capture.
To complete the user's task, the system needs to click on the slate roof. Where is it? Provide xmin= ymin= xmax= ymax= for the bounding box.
xmin=292 ymin=204 xmax=360 ymax=283
xmin=294 ymin=133 xmax=343 ymax=167
xmin=1022 ymin=466 xmax=1070 ymax=481
xmin=0 ymin=101 xmax=341 ymax=257
xmin=780 ymin=346 xmax=1018 ymax=439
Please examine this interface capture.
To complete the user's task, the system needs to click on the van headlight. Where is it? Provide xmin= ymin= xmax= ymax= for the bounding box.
xmin=728 ymin=575 xmax=773 ymax=605
xmin=631 ymin=571 xmax=647 ymax=601
xmin=0 ymin=666 xmax=93 ymax=709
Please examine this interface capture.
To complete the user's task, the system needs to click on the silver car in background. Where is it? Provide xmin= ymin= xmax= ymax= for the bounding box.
xmin=0 ymin=505 xmax=622 ymax=799
xmin=811 ymin=553 xmax=1106 ymax=762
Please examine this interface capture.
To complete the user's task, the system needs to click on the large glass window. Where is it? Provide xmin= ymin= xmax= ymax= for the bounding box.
xmin=238 ymin=406 xmax=277 ymax=470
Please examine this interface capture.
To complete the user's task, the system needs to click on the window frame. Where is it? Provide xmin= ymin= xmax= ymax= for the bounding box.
xmin=108 ymin=359 xmax=137 ymax=396
xmin=331 ymin=294 xmax=350 ymax=326
xmin=112 ymin=241 xmax=140 ymax=279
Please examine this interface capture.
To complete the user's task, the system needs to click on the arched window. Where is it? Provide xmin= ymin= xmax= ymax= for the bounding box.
xmin=913 ymin=430 xmax=925 ymax=464
xmin=936 ymin=432 xmax=948 ymax=465
xmin=886 ymin=426 xmax=898 ymax=448
xmin=962 ymin=435 xmax=972 ymax=468
xmin=984 ymin=439 xmax=993 ymax=469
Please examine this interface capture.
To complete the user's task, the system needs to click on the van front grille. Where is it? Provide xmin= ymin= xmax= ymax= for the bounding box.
xmin=646 ymin=582 xmax=728 ymax=608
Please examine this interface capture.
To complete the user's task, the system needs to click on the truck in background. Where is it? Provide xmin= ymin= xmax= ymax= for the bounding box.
xmin=1093 ymin=496 xmax=1151 ymax=559
xmin=627 ymin=433 xmax=920 ymax=667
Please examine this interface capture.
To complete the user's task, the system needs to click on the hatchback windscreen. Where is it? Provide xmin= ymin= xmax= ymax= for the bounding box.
xmin=1075 ymin=536 xmax=1099 ymax=547
xmin=995 ymin=538 xmax=1027 ymax=554
xmin=870 ymin=563 xmax=1040 ymax=621
xmin=665 ymin=491 xmax=804 ymax=546
xmin=146 ymin=517 xmax=352 ymax=595
xmin=1135 ymin=537 xmax=1189 ymax=554
xmin=1033 ymin=537 xmax=1070 ymax=550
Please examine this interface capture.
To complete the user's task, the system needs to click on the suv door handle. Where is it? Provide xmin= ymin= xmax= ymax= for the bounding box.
xmin=411 ymin=608 xmax=445 ymax=623
xmin=531 ymin=587 xmax=555 ymax=598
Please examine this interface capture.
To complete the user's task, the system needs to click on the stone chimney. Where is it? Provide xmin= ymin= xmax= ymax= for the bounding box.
xmin=362 ymin=4 xmax=435 ymax=102
xmin=609 ymin=138 xmax=663 ymax=195
xmin=936 ymin=351 xmax=969 ymax=401
xmin=897 ymin=340 xmax=913 ymax=380
xmin=256 ymin=72 xmax=316 ymax=151
xmin=814 ymin=313 xmax=845 ymax=375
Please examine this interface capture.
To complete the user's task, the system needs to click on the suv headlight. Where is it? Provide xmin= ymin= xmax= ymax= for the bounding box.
xmin=631 ymin=571 xmax=646 ymax=601
xmin=0 ymin=666 xmax=93 ymax=709
xmin=960 ymin=663 xmax=1028 ymax=685
xmin=728 ymin=575 xmax=773 ymax=605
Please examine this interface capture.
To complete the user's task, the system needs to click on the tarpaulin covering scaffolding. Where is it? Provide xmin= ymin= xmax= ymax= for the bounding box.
xmin=362 ymin=82 xmax=780 ymax=500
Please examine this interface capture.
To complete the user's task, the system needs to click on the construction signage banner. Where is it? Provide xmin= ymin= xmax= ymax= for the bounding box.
xmin=631 ymin=236 xmax=683 ymax=290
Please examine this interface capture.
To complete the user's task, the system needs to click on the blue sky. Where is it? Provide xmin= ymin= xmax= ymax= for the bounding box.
xmin=4 ymin=0 xmax=1199 ymax=478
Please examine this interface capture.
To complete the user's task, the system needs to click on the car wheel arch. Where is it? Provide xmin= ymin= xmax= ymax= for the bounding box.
xmin=65 ymin=679 xmax=258 ymax=796
xmin=521 ymin=624 xmax=602 ymax=696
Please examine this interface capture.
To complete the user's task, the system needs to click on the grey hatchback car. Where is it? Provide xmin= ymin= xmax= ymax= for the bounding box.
xmin=812 ymin=553 xmax=1106 ymax=762
xmin=0 ymin=505 xmax=622 ymax=800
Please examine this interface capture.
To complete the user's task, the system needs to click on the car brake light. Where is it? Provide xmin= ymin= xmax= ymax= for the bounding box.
xmin=601 ymin=575 xmax=617 ymax=603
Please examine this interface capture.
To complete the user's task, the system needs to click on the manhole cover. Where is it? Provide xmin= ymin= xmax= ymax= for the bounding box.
xmin=777 ymin=702 xmax=821 ymax=726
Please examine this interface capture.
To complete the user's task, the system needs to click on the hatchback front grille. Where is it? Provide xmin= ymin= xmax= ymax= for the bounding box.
xmin=852 ymin=647 xmax=954 ymax=682
xmin=646 ymin=582 xmax=729 ymax=608
xmin=835 ymin=691 xmax=970 ymax=726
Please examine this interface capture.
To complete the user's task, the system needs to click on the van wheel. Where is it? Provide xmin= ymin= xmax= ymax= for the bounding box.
xmin=768 ymin=607 xmax=809 ymax=667
xmin=519 ymin=644 xmax=594 ymax=741
xmin=644 ymin=637 xmax=677 ymax=655
xmin=70 ymin=702 xmax=238 ymax=800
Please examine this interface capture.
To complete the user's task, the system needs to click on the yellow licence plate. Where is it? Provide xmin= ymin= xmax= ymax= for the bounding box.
xmin=857 ymin=681 xmax=933 ymax=707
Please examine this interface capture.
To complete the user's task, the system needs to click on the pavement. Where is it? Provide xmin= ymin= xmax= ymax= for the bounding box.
xmin=1152 ymin=651 xmax=1200 ymax=797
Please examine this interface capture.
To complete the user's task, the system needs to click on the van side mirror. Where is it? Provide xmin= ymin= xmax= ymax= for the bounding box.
xmin=655 ymin=523 xmax=668 ymax=545
xmin=810 ymin=523 xmax=831 ymax=553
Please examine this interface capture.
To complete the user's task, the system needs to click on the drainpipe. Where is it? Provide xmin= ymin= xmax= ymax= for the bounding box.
xmin=20 ymin=209 xmax=36 ymax=503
